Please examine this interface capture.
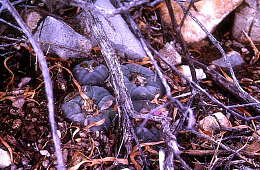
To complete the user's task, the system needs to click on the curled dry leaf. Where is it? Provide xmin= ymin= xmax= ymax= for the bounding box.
xmin=84 ymin=118 xmax=106 ymax=131
xmin=199 ymin=112 xmax=232 ymax=136
xmin=72 ymin=127 xmax=81 ymax=140
xmin=243 ymin=140 xmax=260 ymax=153
xmin=99 ymin=99 xmax=113 ymax=111
xmin=153 ymin=107 xmax=168 ymax=116
xmin=130 ymin=141 xmax=164 ymax=170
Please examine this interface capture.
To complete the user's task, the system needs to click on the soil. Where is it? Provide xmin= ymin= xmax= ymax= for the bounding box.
xmin=0 ymin=1 xmax=259 ymax=169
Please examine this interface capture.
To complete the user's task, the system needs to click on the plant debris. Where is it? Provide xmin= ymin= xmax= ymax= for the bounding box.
xmin=0 ymin=0 xmax=259 ymax=169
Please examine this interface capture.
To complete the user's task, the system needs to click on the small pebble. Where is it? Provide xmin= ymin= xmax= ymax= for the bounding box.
xmin=241 ymin=47 xmax=249 ymax=54
xmin=0 ymin=148 xmax=11 ymax=168
xmin=31 ymin=118 xmax=37 ymax=122
xmin=179 ymin=65 xmax=207 ymax=81
xmin=12 ymin=97 xmax=25 ymax=109
xmin=31 ymin=107 xmax=40 ymax=114
xmin=12 ymin=119 xmax=22 ymax=129
xmin=40 ymin=150 xmax=51 ymax=157
xmin=212 ymin=51 xmax=244 ymax=68
xmin=18 ymin=77 xmax=31 ymax=88
xmin=42 ymin=159 xmax=50 ymax=168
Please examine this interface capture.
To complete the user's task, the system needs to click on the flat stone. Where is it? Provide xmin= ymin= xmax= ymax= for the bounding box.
xmin=212 ymin=51 xmax=244 ymax=67
xmin=232 ymin=0 xmax=260 ymax=43
xmin=34 ymin=16 xmax=93 ymax=59
xmin=199 ymin=112 xmax=232 ymax=135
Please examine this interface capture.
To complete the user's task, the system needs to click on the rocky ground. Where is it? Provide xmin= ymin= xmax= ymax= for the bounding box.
xmin=0 ymin=0 xmax=259 ymax=169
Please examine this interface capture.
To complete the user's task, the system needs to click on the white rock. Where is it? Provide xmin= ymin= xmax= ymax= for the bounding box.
xmin=233 ymin=0 xmax=260 ymax=43
xmin=39 ymin=150 xmax=51 ymax=157
xmin=199 ymin=112 xmax=232 ymax=135
xmin=160 ymin=0 xmax=243 ymax=43
xmin=179 ymin=65 xmax=206 ymax=81
xmin=34 ymin=16 xmax=93 ymax=59
xmin=77 ymin=0 xmax=147 ymax=59
xmin=0 ymin=148 xmax=11 ymax=168
xmin=213 ymin=112 xmax=232 ymax=128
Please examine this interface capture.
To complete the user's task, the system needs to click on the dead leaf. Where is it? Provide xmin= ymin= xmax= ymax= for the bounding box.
xmin=72 ymin=127 xmax=81 ymax=139
xmin=127 ymin=57 xmax=151 ymax=65
xmin=24 ymin=10 xmax=42 ymax=31
xmin=130 ymin=151 xmax=142 ymax=170
xmin=159 ymin=42 xmax=182 ymax=66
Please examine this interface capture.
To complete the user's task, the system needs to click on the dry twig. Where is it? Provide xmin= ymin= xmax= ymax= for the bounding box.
xmin=1 ymin=0 xmax=65 ymax=169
